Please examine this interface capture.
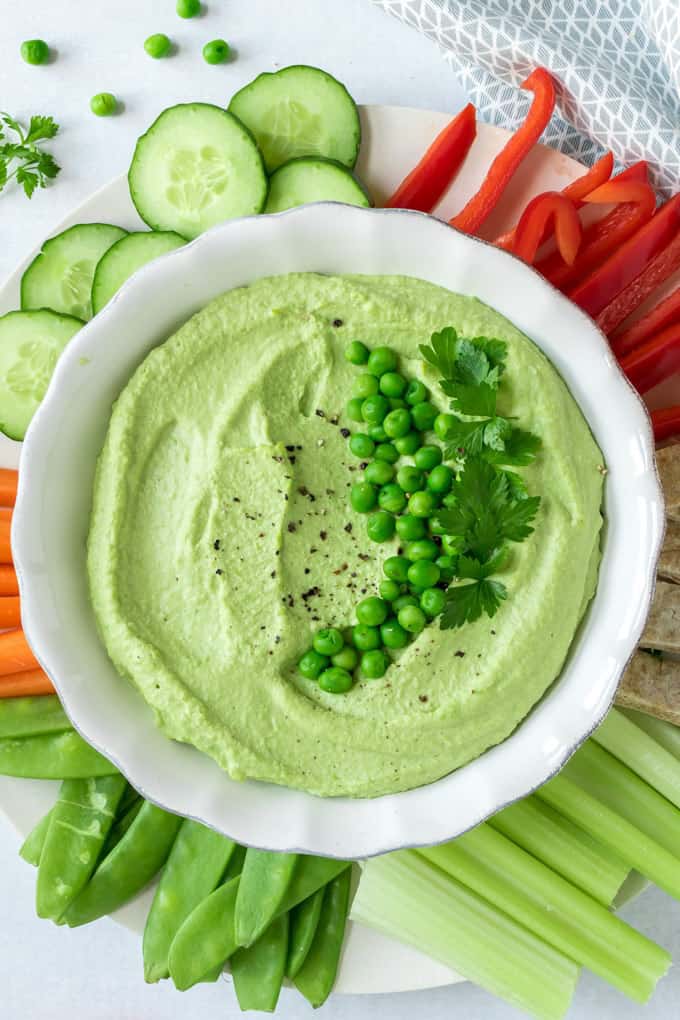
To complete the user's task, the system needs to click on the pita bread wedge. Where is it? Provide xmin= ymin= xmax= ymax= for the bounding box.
xmin=656 ymin=443 xmax=680 ymax=521
xmin=616 ymin=650 xmax=680 ymax=725
xmin=640 ymin=580 xmax=680 ymax=653
xmin=657 ymin=519 xmax=680 ymax=584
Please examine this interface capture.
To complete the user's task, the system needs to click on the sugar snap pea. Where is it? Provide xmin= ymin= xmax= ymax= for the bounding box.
xmin=235 ymin=848 xmax=298 ymax=946
xmin=144 ymin=819 xmax=236 ymax=983
xmin=0 ymin=731 xmax=117 ymax=778
xmin=19 ymin=808 xmax=53 ymax=866
xmin=117 ymin=782 xmax=142 ymax=817
xmin=62 ymin=801 xmax=182 ymax=927
xmin=277 ymin=855 xmax=351 ymax=916
xmin=232 ymin=912 xmax=289 ymax=1012
xmin=224 ymin=843 xmax=247 ymax=880
xmin=99 ymin=796 xmax=143 ymax=858
xmin=286 ymin=886 xmax=324 ymax=979
xmin=37 ymin=774 xmax=128 ymax=921
xmin=168 ymin=876 xmax=240 ymax=990
xmin=0 ymin=695 xmax=70 ymax=739
xmin=294 ymin=867 xmax=352 ymax=1007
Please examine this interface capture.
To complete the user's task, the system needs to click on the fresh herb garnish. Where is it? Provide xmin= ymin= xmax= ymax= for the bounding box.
xmin=0 ymin=112 xmax=60 ymax=199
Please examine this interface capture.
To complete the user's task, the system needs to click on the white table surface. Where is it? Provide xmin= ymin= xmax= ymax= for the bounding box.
xmin=1 ymin=1 xmax=679 ymax=1017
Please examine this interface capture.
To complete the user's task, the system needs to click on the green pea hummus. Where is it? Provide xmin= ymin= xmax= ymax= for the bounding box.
xmin=88 ymin=273 xmax=604 ymax=798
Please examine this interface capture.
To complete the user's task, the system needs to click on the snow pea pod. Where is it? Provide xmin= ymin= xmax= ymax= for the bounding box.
xmin=62 ymin=801 xmax=182 ymax=927
xmin=37 ymin=774 xmax=128 ymax=921
xmin=294 ymin=866 xmax=352 ymax=1007
xmin=144 ymin=819 xmax=236 ymax=983
xmin=286 ymin=886 xmax=324 ymax=979
xmin=232 ymin=912 xmax=289 ymax=1012
xmin=0 ymin=695 xmax=70 ymax=739
xmin=19 ymin=808 xmax=53 ymax=866
xmin=0 ymin=731 xmax=117 ymax=778
xmin=99 ymin=796 xmax=143 ymax=858
xmin=235 ymin=848 xmax=298 ymax=946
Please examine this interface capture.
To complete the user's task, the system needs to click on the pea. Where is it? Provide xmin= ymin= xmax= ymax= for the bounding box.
xmin=360 ymin=650 xmax=389 ymax=679
xmin=405 ymin=539 xmax=438 ymax=562
xmin=354 ymin=373 xmax=379 ymax=399
xmin=346 ymin=398 xmax=364 ymax=422
xmin=395 ymin=514 xmax=427 ymax=541
xmin=379 ymin=579 xmax=402 ymax=602
xmin=319 ymin=668 xmax=353 ymax=694
xmin=351 ymin=624 xmax=381 ymax=652
xmin=365 ymin=460 xmax=394 ymax=486
xmin=378 ymin=483 xmax=407 ymax=514
xmin=374 ymin=442 xmax=399 ymax=464
xmin=409 ymin=490 xmax=437 ymax=518
xmin=345 ymin=341 xmax=369 ymax=365
xmin=379 ymin=372 xmax=407 ymax=398
xmin=394 ymin=431 xmax=421 ymax=456
xmin=298 ymin=649 xmax=329 ymax=680
xmin=397 ymin=604 xmax=427 ymax=634
xmin=90 ymin=93 xmax=118 ymax=117
xmin=361 ymin=394 xmax=390 ymax=425
xmin=415 ymin=445 xmax=443 ymax=471
xmin=380 ymin=618 xmax=410 ymax=649
xmin=356 ymin=597 xmax=389 ymax=627
xmin=410 ymin=401 xmax=438 ymax=432
xmin=408 ymin=560 xmax=440 ymax=588
xmin=331 ymin=646 xmax=359 ymax=671
xmin=367 ymin=346 xmax=398 ymax=377
xmin=409 ymin=583 xmax=426 ymax=597
xmin=421 ymin=588 xmax=447 ymax=618
xmin=144 ymin=33 xmax=172 ymax=59
xmin=366 ymin=511 xmax=395 ymax=543
xmin=389 ymin=397 xmax=408 ymax=411
xmin=313 ymin=628 xmax=344 ymax=657
xmin=436 ymin=555 xmax=457 ymax=582
xmin=177 ymin=0 xmax=201 ymax=15
xmin=383 ymin=555 xmax=410 ymax=583
xmin=393 ymin=594 xmax=418 ymax=613
xmin=350 ymin=482 xmax=377 ymax=514
xmin=368 ymin=423 xmax=388 ymax=443
xmin=427 ymin=465 xmax=454 ymax=493
xmin=434 ymin=413 xmax=456 ymax=441
xmin=396 ymin=466 xmax=425 ymax=493
xmin=349 ymin=433 xmax=375 ymax=459
xmin=383 ymin=408 xmax=412 ymax=439
xmin=405 ymin=379 xmax=428 ymax=405
xmin=442 ymin=534 xmax=463 ymax=557
xmin=203 ymin=38 xmax=231 ymax=64
xmin=20 ymin=39 xmax=50 ymax=65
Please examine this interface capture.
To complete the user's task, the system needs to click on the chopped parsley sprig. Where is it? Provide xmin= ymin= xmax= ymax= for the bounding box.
xmin=0 ymin=113 xmax=61 ymax=199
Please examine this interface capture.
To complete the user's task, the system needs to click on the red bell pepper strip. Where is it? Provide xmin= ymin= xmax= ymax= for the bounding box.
xmin=619 ymin=322 xmax=680 ymax=394
xmin=512 ymin=192 xmax=582 ymax=265
xmin=611 ymin=285 xmax=680 ymax=358
xmin=569 ymin=193 xmax=680 ymax=319
xmin=450 ymin=68 xmax=556 ymax=235
xmin=537 ymin=177 xmax=656 ymax=290
xmin=597 ymin=231 xmax=680 ymax=336
xmin=385 ymin=104 xmax=477 ymax=213
xmin=651 ymin=405 xmax=680 ymax=443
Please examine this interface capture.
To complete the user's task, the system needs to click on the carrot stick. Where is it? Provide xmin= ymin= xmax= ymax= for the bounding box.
xmin=0 ymin=565 xmax=19 ymax=597
xmin=0 ymin=598 xmax=21 ymax=630
xmin=0 ymin=630 xmax=39 ymax=676
xmin=0 ymin=509 xmax=12 ymax=523
xmin=0 ymin=668 xmax=55 ymax=698
xmin=0 ymin=518 xmax=11 ymax=564
xmin=0 ymin=470 xmax=18 ymax=508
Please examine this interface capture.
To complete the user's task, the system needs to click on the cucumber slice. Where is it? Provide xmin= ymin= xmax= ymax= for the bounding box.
xmin=91 ymin=231 xmax=186 ymax=315
xmin=21 ymin=224 xmax=127 ymax=322
xmin=128 ymin=103 xmax=268 ymax=240
xmin=264 ymin=157 xmax=370 ymax=214
xmin=0 ymin=310 xmax=83 ymax=441
xmin=229 ymin=65 xmax=361 ymax=174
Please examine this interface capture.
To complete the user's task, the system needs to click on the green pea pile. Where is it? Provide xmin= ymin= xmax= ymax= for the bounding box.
xmin=298 ymin=340 xmax=458 ymax=694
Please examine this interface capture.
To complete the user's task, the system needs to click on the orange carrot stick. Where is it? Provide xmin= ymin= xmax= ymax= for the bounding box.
xmin=0 ymin=668 xmax=55 ymax=698
xmin=0 ymin=518 xmax=12 ymax=564
xmin=0 ymin=629 xmax=39 ymax=675
xmin=0 ymin=508 xmax=12 ymax=523
xmin=0 ymin=597 xmax=21 ymax=629
xmin=0 ymin=565 xmax=18 ymax=596
xmin=0 ymin=469 xmax=18 ymax=508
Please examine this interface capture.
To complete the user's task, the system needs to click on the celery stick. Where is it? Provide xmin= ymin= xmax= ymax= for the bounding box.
xmin=538 ymin=773 xmax=680 ymax=900
xmin=620 ymin=709 xmax=680 ymax=763
xmin=593 ymin=709 xmax=680 ymax=809
xmin=490 ymin=796 xmax=628 ymax=905
xmin=421 ymin=826 xmax=670 ymax=1002
xmin=351 ymin=851 xmax=578 ymax=1020
xmin=564 ymin=740 xmax=680 ymax=859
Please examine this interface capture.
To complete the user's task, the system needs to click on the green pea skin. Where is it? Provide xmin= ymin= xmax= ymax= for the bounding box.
xmin=20 ymin=39 xmax=50 ymax=65
xmin=351 ymin=624 xmax=381 ymax=651
xmin=177 ymin=0 xmax=201 ymax=15
xmin=350 ymin=482 xmax=377 ymax=513
xmin=393 ymin=594 xmax=419 ymax=613
xmin=344 ymin=340 xmax=369 ymax=365
xmin=396 ymin=465 xmax=425 ymax=493
xmin=415 ymin=444 xmax=443 ymax=471
xmin=346 ymin=398 xmax=364 ymax=422
xmin=298 ymin=649 xmax=329 ymax=680
xmin=398 ymin=604 xmax=427 ymax=634
xmin=379 ymin=579 xmax=402 ymax=602
xmin=367 ymin=346 xmax=398 ymax=377
xmin=349 ymin=433 xmax=375 ymax=459
xmin=366 ymin=511 xmax=395 ymax=542
xmin=421 ymin=588 xmax=446 ymax=618
xmin=383 ymin=408 xmax=412 ymax=439
xmin=313 ymin=628 xmax=344 ymax=657
xmin=144 ymin=33 xmax=172 ymax=59
xmin=405 ymin=379 xmax=428 ymax=405
xmin=405 ymin=539 xmax=438 ymax=561
xmin=383 ymin=555 xmax=410 ymax=583
xmin=361 ymin=394 xmax=390 ymax=425
xmin=365 ymin=460 xmax=394 ymax=486
xmin=434 ymin=412 xmax=456 ymax=440
xmin=409 ymin=490 xmax=437 ymax=518
xmin=389 ymin=397 xmax=407 ymax=410
xmin=378 ymin=483 xmax=407 ymax=514
xmin=319 ymin=668 xmax=353 ymax=694
xmin=374 ymin=442 xmax=399 ymax=464
xmin=368 ymin=423 xmax=388 ymax=442
xmin=379 ymin=372 xmax=407 ymax=397
xmin=408 ymin=560 xmax=440 ymax=588
xmin=394 ymin=431 xmax=421 ymax=456
xmin=360 ymin=650 xmax=389 ymax=679
xmin=356 ymin=596 xmax=388 ymax=627
xmin=436 ymin=555 xmax=457 ymax=581
xmin=90 ymin=93 xmax=118 ymax=117
xmin=331 ymin=645 xmax=359 ymax=671
xmin=428 ymin=464 xmax=454 ymax=493
xmin=411 ymin=401 xmax=438 ymax=431
xmin=380 ymin=618 xmax=410 ymax=649
xmin=354 ymin=373 xmax=379 ymax=399
xmin=395 ymin=514 xmax=427 ymax=541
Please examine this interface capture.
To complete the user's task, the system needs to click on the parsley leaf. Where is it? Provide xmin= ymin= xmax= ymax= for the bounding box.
xmin=0 ymin=111 xmax=61 ymax=200
xmin=444 ymin=419 xmax=488 ymax=459
xmin=496 ymin=495 xmax=541 ymax=544
xmin=442 ymin=578 xmax=508 ymax=629
xmin=442 ymin=380 xmax=498 ymax=417
xmin=419 ymin=326 xmax=459 ymax=380
xmin=483 ymin=427 xmax=542 ymax=466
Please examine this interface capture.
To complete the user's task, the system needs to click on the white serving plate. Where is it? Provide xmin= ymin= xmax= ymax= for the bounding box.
xmin=0 ymin=105 xmax=662 ymax=995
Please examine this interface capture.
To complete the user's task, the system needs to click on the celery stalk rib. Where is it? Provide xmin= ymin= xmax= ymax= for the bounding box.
xmin=619 ymin=709 xmax=680 ymax=764
xmin=594 ymin=709 xmax=680 ymax=810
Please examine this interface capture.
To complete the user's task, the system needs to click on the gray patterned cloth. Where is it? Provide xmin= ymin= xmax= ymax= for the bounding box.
xmin=372 ymin=0 xmax=680 ymax=196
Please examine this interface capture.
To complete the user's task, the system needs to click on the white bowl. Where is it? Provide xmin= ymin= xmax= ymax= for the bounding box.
xmin=13 ymin=203 xmax=664 ymax=858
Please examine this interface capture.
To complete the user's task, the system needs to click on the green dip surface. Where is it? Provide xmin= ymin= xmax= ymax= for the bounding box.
xmin=87 ymin=273 xmax=604 ymax=798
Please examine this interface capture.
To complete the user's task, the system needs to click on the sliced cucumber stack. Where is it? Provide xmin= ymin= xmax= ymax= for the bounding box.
xmin=229 ymin=65 xmax=361 ymax=173
xmin=21 ymin=224 xmax=127 ymax=322
xmin=128 ymin=104 xmax=268 ymax=240
xmin=91 ymin=231 xmax=186 ymax=315
xmin=0 ymin=310 xmax=83 ymax=441
xmin=264 ymin=157 xmax=370 ymax=214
